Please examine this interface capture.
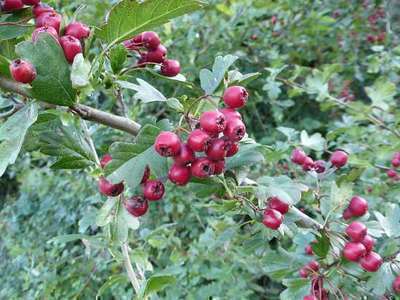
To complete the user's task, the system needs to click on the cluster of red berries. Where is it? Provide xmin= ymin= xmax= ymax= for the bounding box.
xmin=342 ymin=195 xmax=368 ymax=220
xmin=98 ymin=154 xmax=164 ymax=218
xmin=154 ymin=86 xmax=248 ymax=185
xmin=123 ymin=31 xmax=180 ymax=77
xmin=366 ymin=7 xmax=386 ymax=43
xmin=262 ymin=196 xmax=289 ymax=230
xmin=7 ymin=1 xmax=90 ymax=84
xmin=386 ymin=152 xmax=400 ymax=181
xmin=291 ymin=148 xmax=348 ymax=173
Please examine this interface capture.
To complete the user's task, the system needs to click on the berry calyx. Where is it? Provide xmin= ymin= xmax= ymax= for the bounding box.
xmin=59 ymin=35 xmax=82 ymax=63
xmin=213 ymin=160 xmax=225 ymax=175
xmin=64 ymin=22 xmax=91 ymax=40
xmin=330 ymin=150 xmax=348 ymax=168
xmin=224 ymin=117 xmax=246 ymax=142
xmin=206 ymin=138 xmax=228 ymax=161
xmin=22 ymin=0 xmax=39 ymax=5
xmin=200 ymin=110 xmax=227 ymax=135
xmin=342 ymin=208 xmax=353 ymax=220
xmin=32 ymin=3 xmax=54 ymax=17
xmin=346 ymin=221 xmax=367 ymax=242
xmin=142 ymin=31 xmax=161 ymax=50
xmin=98 ymin=176 xmax=124 ymax=197
xmin=36 ymin=12 xmax=62 ymax=33
xmin=146 ymin=44 xmax=167 ymax=63
xmin=359 ymin=251 xmax=383 ymax=272
xmin=160 ymin=59 xmax=180 ymax=77
xmin=387 ymin=169 xmax=397 ymax=178
xmin=1 ymin=0 xmax=23 ymax=11
xmin=348 ymin=196 xmax=368 ymax=217
xmin=187 ymin=129 xmax=211 ymax=152
xmin=100 ymin=154 xmax=113 ymax=168
xmin=143 ymin=179 xmax=165 ymax=201
xmin=343 ymin=242 xmax=367 ymax=262
xmin=313 ymin=160 xmax=326 ymax=173
xmin=124 ymin=196 xmax=148 ymax=217
xmin=168 ymin=164 xmax=191 ymax=186
xmin=393 ymin=276 xmax=400 ymax=294
xmin=226 ymin=142 xmax=239 ymax=157
xmin=291 ymin=148 xmax=307 ymax=165
xmin=223 ymin=86 xmax=248 ymax=109
xmin=262 ymin=208 xmax=283 ymax=230
xmin=173 ymin=143 xmax=195 ymax=166
xmin=361 ymin=235 xmax=375 ymax=253
xmin=9 ymin=59 xmax=36 ymax=84
xmin=267 ymin=196 xmax=289 ymax=214
xmin=154 ymin=131 xmax=181 ymax=157
xmin=191 ymin=157 xmax=215 ymax=178
xmin=32 ymin=26 xmax=59 ymax=42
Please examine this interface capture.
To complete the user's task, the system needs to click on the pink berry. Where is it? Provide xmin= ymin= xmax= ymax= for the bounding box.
xmin=262 ymin=208 xmax=283 ymax=230
xmin=32 ymin=3 xmax=54 ymax=17
xmin=359 ymin=252 xmax=383 ymax=272
xmin=291 ymin=148 xmax=307 ymax=165
xmin=393 ymin=276 xmax=400 ymax=294
xmin=1 ymin=0 xmax=23 ymax=11
xmin=100 ymin=154 xmax=113 ymax=169
xmin=98 ymin=176 xmax=124 ymax=197
xmin=187 ymin=129 xmax=211 ymax=152
xmin=22 ymin=0 xmax=39 ymax=5
xmin=392 ymin=158 xmax=400 ymax=168
xmin=223 ymin=86 xmax=248 ymax=109
xmin=191 ymin=157 xmax=215 ymax=178
xmin=305 ymin=245 xmax=313 ymax=255
xmin=348 ymin=196 xmax=368 ymax=217
xmin=343 ymin=242 xmax=367 ymax=262
xmin=343 ymin=208 xmax=353 ymax=220
xmin=330 ymin=150 xmax=348 ymax=168
xmin=346 ymin=221 xmax=367 ymax=242
xmin=387 ymin=169 xmax=398 ymax=178
xmin=146 ymin=44 xmax=167 ymax=63
xmin=9 ymin=59 xmax=36 ymax=84
xmin=361 ymin=235 xmax=375 ymax=253
xmin=64 ymin=21 xmax=91 ymax=40
xmin=35 ymin=12 xmax=62 ymax=33
xmin=200 ymin=111 xmax=226 ymax=135
xmin=306 ymin=260 xmax=320 ymax=272
xmin=206 ymin=138 xmax=228 ymax=161
xmin=59 ymin=35 xmax=82 ymax=63
xmin=267 ymin=196 xmax=289 ymax=214
xmin=224 ymin=118 xmax=246 ymax=142
xmin=226 ymin=142 xmax=239 ymax=157
xmin=154 ymin=131 xmax=181 ymax=157
xmin=173 ymin=144 xmax=195 ymax=166
xmin=168 ymin=164 xmax=191 ymax=186
xmin=124 ymin=196 xmax=148 ymax=217
xmin=143 ymin=179 xmax=165 ymax=201
xmin=302 ymin=156 xmax=314 ymax=171
xmin=213 ymin=160 xmax=225 ymax=175
xmin=299 ymin=267 xmax=308 ymax=278
xmin=142 ymin=31 xmax=160 ymax=50
xmin=303 ymin=296 xmax=317 ymax=300
xmin=219 ymin=108 xmax=242 ymax=121
xmin=160 ymin=59 xmax=180 ymax=77
xmin=313 ymin=160 xmax=326 ymax=173
xmin=32 ymin=25 xmax=59 ymax=42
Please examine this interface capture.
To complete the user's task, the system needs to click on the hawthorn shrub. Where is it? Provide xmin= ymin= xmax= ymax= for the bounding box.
xmin=0 ymin=0 xmax=400 ymax=299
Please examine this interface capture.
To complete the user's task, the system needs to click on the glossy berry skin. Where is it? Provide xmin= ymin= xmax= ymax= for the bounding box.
xmin=224 ymin=118 xmax=246 ymax=142
xmin=22 ymin=0 xmax=39 ymax=5
xmin=213 ymin=160 xmax=225 ymax=175
xmin=168 ymin=164 xmax=191 ymax=186
xmin=36 ymin=12 xmax=62 ymax=33
xmin=343 ymin=242 xmax=366 ymax=262
xmin=387 ymin=169 xmax=397 ymax=178
xmin=142 ymin=31 xmax=160 ymax=50
xmin=143 ymin=180 xmax=165 ymax=201
xmin=32 ymin=26 xmax=59 ymax=42
xmin=348 ymin=196 xmax=368 ymax=217
xmin=98 ymin=176 xmax=124 ymax=197
xmin=306 ymin=260 xmax=320 ymax=272
xmin=219 ymin=108 xmax=242 ymax=121
xmin=291 ymin=148 xmax=307 ymax=165
xmin=200 ymin=111 xmax=226 ymax=135
xmin=303 ymin=296 xmax=317 ymax=300
xmin=392 ymin=158 xmax=400 ymax=168
xmin=100 ymin=154 xmax=112 ymax=168
xmin=1 ymin=0 xmax=23 ymax=11
xmin=146 ymin=44 xmax=167 ymax=63
xmin=393 ymin=276 xmax=400 ymax=294
xmin=360 ymin=252 xmax=383 ymax=272
xmin=124 ymin=196 xmax=148 ymax=217
xmin=206 ymin=138 xmax=228 ymax=161
xmin=223 ymin=86 xmax=249 ymax=109
xmin=267 ymin=196 xmax=289 ymax=214
xmin=154 ymin=131 xmax=181 ymax=157
xmin=226 ymin=142 xmax=239 ymax=157
xmin=59 ymin=35 xmax=82 ymax=63
xmin=299 ymin=267 xmax=308 ymax=278
xmin=305 ymin=245 xmax=313 ymax=255
xmin=302 ymin=156 xmax=314 ymax=171
xmin=173 ymin=144 xmax=195 ymax=166
xmin=187 ymin=129 xmax=211 ymax=152
xmin=343 ymin=208 xmax=353 ymax=220
xmin=140 ymin=166 xmax=150 ymax=184
xmin=346 ymin=221 xmax=367 ymax=242
xmin=262 ymin=208 xmax=283 ymax=230
xmin=160 ymin=59 xmax=180 ymax=77
xmin=64 ymin=22 xmax=91 ymax=39
xmin=32 ymin=3 xmax=54 ymax=17
xmin=313 ymin=160 xmax=326 ymax=173
xmin=10 ymin=59 xmax=36 ymax=84
xmin=191 ymin=157 xmax=215 ymax=178
xmin=361 ymin=235 xmax=375 ymax=253
xmin=330 ymin=150 xmax=348 ymax=168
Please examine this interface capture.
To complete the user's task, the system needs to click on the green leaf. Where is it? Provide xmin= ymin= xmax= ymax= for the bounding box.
xmin=320 ymin=181 xmax=352 ymax=217
xmin=366 ymin=262 xmax=395 ymax=295
xmin=71 ymin=54 xmax=91 ymax=89
xmin=166 ymin=97 xmax=184 ymax=112
xmin=97 ymin=0 xmax=206 ymax=46
xmin=117 ymin=79 xmax=167 ymax=103
xmin=0 ymin=102 xmax=38 ymax=176
xmin=262 ymin=250 xmax=296 ymax=280
xmin=280 ymin=278 xmax=309 ymax=300
xmin=365 ymin=77 xmax=396 ymax=110
xmin=15 ymin=33 xmax=76 ymax=106
xmin=47 ymin=234 xmax=99 ymax=244
xmin=374 ymin=204 xmax=400 ymax=238
xmin=226 ymin=142 xmax=264 ymax=170
xmin=109 ymin=44 xmax=127 ymax=74
xmin=142 ymin=274 xmax=177 ymax=297
xmin=97 ymin=275 xmax=127 ymax=297
xmin=116 ymin=201 xmax=128 ymax=243
xmin=227 ymin=70 xmax=261 ymax=85
xmin=200 ymin=54 xmax=238 ymax=95
xmin=300 ymin=130 xmax=325 ymax=151
xmin=311 ymin=233 xmax=330 ymax=258
xmin=96 ymin=197 xmax=117 ymax=227
xmin=122 ymin=207 xmax=140 ymax=230
xmin=305 ymin=69 xmax=329 ymax=101
xmin=0 ymin=9 xmax=32 ymax=41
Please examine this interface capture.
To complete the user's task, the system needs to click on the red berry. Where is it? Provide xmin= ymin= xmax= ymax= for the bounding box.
xmin=1 ymin=0 xmax=23 ymax=11
xmin=306 ymin=260 xmax=320 ymax=272
xmin=174 ymin=144 xmax=195 ymax=166
xmin=393 ymin=276 xmax=400 ymax=294
xmin=343 ymin=242 xmax=367 ymax=262
xmin=187 ymin=129 xmax=211 ymax=152
xmin=224 ymin=118 xmax=246 ymax=142
xmin=206 ymin=138 xmax=228 ymax=160
xmin=100 ymin=154 xmax=113 ymax=168
xmin=213 ymin=160 xmax=225 ymax=175
xmin=124 ymin=196 xmax=148 ymax=217
xmin=9 ymin=59 xmax=36 ymax=84
xmin=168 ymin=164 xmax=191 ymax=186
xmin=32 ymin=3 xmax=54 ymax=17
xmin=160 ymin=59 xmax=180 ymax=77
xmin=154 ymin=131 xmax=181 ymax=157
xmin=361 ymin=235 xmax=375 ymax=253
xmin=267 ymin=196 xmax=289 ymax=214
xmin=348 ymin=196 xmax=368 ymax=217
xmin=392 ymin=158 xmax=400 ymax=168
xmin=143 ymin=179 xmax=165 ymax=201
xmin=59 ymin=35 xmax=82 ymax=63
xmin=142 ymin=31 xmax=160 ymax=50
xmin=200 ymin=111 xmax=226 ymax=135
xmin=303 ymin=296 xmax=317 ymax=300
xmin=98 ymin=176 xmax=124 ymax=197
xmin=22 ymin=0 xmax=39 ymax=5
xmin=330 ymin=150 xmax=348 ymax=168
xmin=140 ymin=166 xmax=150 ymax=184
xmin=146 ymin=44 xmax=167 ymax=63
xmin=313 ymin=160 xmax=326 ymax=173
xmin=262 ymin=208 xmax=283 ymax=230
xmin=223 ymin=86 xmax=249 ymax=109
xmin=226 ymin=142 xmax=239 ymax=157
xmin=387 ymin=169 xmax=397 ymax=178
xmin=346 ymin=221 xmax=367 ymax=242
xmin=191 ymin=157 xmax=215 ymax=178
xmin=291 ymin=148 xmax=307 ymax=165
xmin=359 ymin=252 xmax=383 ymax=272
xmin=219 ymin=108 xmax=242 ymax=121
xmin=343 ymin=208 xmax=353 ymax=220
xmin=305 ymin=245 xmax=313 ymax=255
xmin=32 ymin=26 xmax=59 ymax=42
xmin=299 ymin=267 xmax=308 ymax=278
xmin=64 ymin=22 xmax=91 ymax=40
xmin=302 ymin=156 xmax=314 ymax=171
xmin=36 ymin=12 xmax=62 ymax=33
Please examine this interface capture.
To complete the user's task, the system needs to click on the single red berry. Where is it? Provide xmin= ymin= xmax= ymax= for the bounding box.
xmin=142 ymin=31 xmax=160 ymax=50
xmin=360 ymin=252 xmax=383 ymax=272
xmin=59 ymin=35 xmax=82 ymax=63
xmin=64 ymin=22 xmax=91 ymax=40
xmin=143 ymin=179 xmax=165 ymax=201
xmin=154 ymin=131 xmax=181 ymax=157
xmin=267 ymin=196 xmax=289 ymax=214
xmin=168 ymin=164 xmax=191 ymax=186
xmin=22 ymin=0 xmax=39 ymax=5
xmin=343 ymin=242 xmax=367 ymax=262
xmin=146 ymin=44 xmax=167 ymax=63
xmin=213 ymin=160 xmax=225 ymax=175
xmin=32 ymin=25 xmax=59 ymax=42
xmin=124 ymin=196 xmax=148 ymax=217
xmin=330 ymin=150 xmax=348 ymax=168
xmin=302 ymin=156 xmax=314 ymax=171
xmin=200 ymin=110 xmax=227 ymax=135
xmin=367 ymin=34 xmax=377 ymax=43
xmin=219 ymin=108 xmax=242 ymax=121
xmin=191 ymin=157 xmax=215 ymax=178
xmin=392 ymin=158 xmax=400 ymax=168
xmin=306 ymin=260 xmax=320 ymax=272
xmin=223 ymin=86 xmax=249 ymax=109
xmin=313 ymin=160 xmax=326 ymax=173
xmin=262 ymin=208 xmax=283 ymax=230
xmin=393 ymin=276 xmax=400 ymax=294
xmin=303 ymin=296 xmax=317 ymax=300
xmin=305 ymin=245 xmax=313 ymax=255
xmin=35 ymin=12 xmax=62 ymax=33
xmin=299 ymin=267 xmax=308 ymax=278
xmin=291 ymin=148 xmax=307 ymax=165
xmin=174 ymin=144 xmax=195 ymax=166
xmin=98 ymin=176 xmax=124 ymax=197
xmin=361 ymin=235 xmax=375 ymax=253
xmin=187 ymin=129 xmax=211 ymax=152
xmin=224 ymin=118 xmax=246 ymax=142
xmin=226 ymin=142 xmax=239 ymax=157
xmin=100 ymin=154 xmax=113 ymax=169
xmin=140 ymin=166 xmax=150 ymax=184
xmin=343 ymin=208 xmax=353 ymax=220
xmin=348 ymin=196 xmax=368 ymax=217
xmin=1 ymin=0 xmax=23 ymax=11
xmin=132 ymin=34 xmax=143 ymax=44
xmin=123 ymin=38 xmax=139 ymax=51
xmin=9 ymin=59 xmax=36 ymax=84
xmin=160 ymin=59 xmax=180 ymax=77
xmin=32 ymin=3 xmax=54 ymax=17
xmin=387 ymin=169 xmax=398 ymax=178
xmin=346 ymin=221 xmax=367 ymax=242
xmin=206 ymin=138 xmax=228 ymax=161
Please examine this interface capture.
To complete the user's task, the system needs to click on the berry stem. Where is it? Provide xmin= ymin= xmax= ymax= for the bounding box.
xmin=121 ymin=243 xmax=142 ymax=294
